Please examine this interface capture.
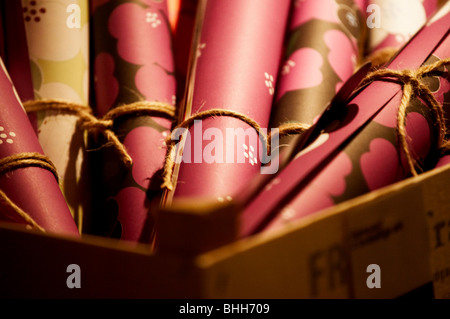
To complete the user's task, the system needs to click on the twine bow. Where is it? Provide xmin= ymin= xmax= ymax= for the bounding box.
xmin=360 ymin=58 xmax=450 ymax=176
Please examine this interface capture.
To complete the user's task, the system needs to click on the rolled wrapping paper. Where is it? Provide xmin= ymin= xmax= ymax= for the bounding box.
xmin=164 ymin=0 xmax=291 ymax=204
xmin=0 ymin=59 xmax=79 ymax=236
xmin=21 ymin=0 xmax=90 ymax=233
xmin=365 ymin=0 xmax=440 ymax=63
xmin=269 ymin=0 xmax=367 ymax=154
xmin=240 ymin=4 xmax=450 ymax=237
xmin=0 ymin=0 xmax=34 ymax=103
xmin=22 ymin=0 xmax=89 ymax=104
xmin=91 ymin=0 xmax=176 ymax=242
xmin=173 ymin=0 xmax=198 ymax=102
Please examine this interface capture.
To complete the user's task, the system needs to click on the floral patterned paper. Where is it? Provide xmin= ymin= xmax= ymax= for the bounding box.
xmin=269 ymin=0 xmax=366 ymax=152
xmin=91 ymin=0 xmax=176 ymax=243
xmin=240 ymin=6 xmax=450 ymax=237
xmin=23 ymin=0 xmax=89 ymax=103
xmin=0 ymin=1 xmax=34 ymax=103
xmin=21 ymin=0 xmax=91 ymax=233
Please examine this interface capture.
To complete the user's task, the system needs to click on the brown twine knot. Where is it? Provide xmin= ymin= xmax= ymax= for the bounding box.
xmin=360 ymin=57 xmax=450 ymax=176
xmin=0 ymin=152 xmax=59 ymax=232
xmin=24 ymin=99 xmax=176 ymax=167
xmin=161 ymin=108 xmax=269 ymax=191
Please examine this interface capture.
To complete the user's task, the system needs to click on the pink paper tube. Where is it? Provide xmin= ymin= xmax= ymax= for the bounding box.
xmin=0 ymin=0 xmax=34 ymax=103
xmin=240 ymin=4 xmax=450 ymax=237
xmin=91 ymin=0 xmax=176 ymax=243
xmin=173 ymin=0 xmax=198 ymax=102
xmin=269 ymin=0 xmax=367 ymax=151
xmin=0 ymin=59 xmax=79 ymax=236
xmin=163 ymin=0 xmax=291 ymax=205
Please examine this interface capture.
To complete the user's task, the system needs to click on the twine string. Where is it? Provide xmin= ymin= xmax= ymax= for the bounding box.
xmin=270 ymin=47 xmax=399 ymax=149
xmin=24 ymin=99 xmax=309 ymax=191
xmin=24 ymin=99 xmax=177 ymax=167
xmin=0 ymin=152 xmax=59 ymax=232
xmin=360 ymin=58 xmax=450 ymax=176
xmin=19 ymin=59 xmax=450 ymax=197
xmin=161 ymin=59 xmax=449 ymax=191
xmin=1 ymin=100 xmax=176 ymax=232
xmin=161 ymin=109 xmax=269 ymax=191
xmin=0 ymin=152 xmax=59 ymax=181
xmin=267 ymin=122 xmax=312 ymax=147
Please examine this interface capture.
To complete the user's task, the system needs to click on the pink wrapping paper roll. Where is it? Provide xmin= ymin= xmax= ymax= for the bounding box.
xmin=164 ymin=0 xmax=291 ymax=204
xmin=240 ymin=3 xmax=450 ymax=237
xmin=91 ymin=0 xmax=176 ymax=243
xmin=0 ymin=59 xmax=79 ymax=236
xmin=0 ymin=0 xmax=34 ymax=103
xmin=269 ymin=0 xmax=367 ymax=153
xmin=173 ymin=0 xmax=198 ymax=102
